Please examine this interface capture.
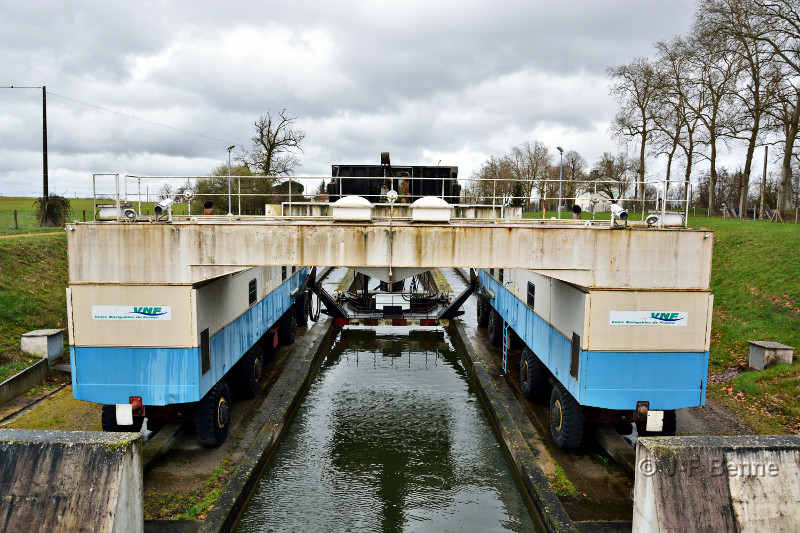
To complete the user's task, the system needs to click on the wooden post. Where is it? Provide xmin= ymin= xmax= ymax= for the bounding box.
xmin=14 ymin=209 xmax=18 ymax=229
xmin=82 ymin=210 xmax=86 ymax=222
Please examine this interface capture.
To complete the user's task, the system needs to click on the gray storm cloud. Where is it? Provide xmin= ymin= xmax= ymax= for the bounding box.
xmin=0 ymin=0 xmax=695 ymax=196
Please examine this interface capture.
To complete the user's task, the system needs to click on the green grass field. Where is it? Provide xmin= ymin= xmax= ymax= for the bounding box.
xmin=1 ymin=198 xmax=797 ymax=434
xmin=0 ymin=196 xmax=192 ymax=235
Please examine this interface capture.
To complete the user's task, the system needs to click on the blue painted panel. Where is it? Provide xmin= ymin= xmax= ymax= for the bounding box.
xmin=72 ymin=268 xmax=308 ymax=406
xmin=478 ymin=269 xmax=707 ymax=410
xmin=581 ymin=351 xmax=708 ymax=409
xmin=71 ymin=345 xmax=199 ymax=404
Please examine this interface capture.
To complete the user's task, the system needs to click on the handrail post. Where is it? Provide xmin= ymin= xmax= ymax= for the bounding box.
xmin=115 ymin=173 xmax=120 ymax=220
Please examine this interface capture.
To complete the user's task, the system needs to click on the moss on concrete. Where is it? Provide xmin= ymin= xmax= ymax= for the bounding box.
xmin=1 ymin=386 xmax=101 ymax=431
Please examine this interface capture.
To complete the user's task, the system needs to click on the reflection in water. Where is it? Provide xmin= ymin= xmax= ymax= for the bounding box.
xmin=234 ymin=327 xmax=537 ymax=533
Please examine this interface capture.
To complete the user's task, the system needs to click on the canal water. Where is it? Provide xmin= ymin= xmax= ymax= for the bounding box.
xmin=234 ymin=326 xmax=539 ymax=533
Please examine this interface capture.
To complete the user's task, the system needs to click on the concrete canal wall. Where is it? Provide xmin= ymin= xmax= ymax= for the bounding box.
xmin=199 ymin=318 xmax=338 ymax=533
xmin=448 ymin=320 xmax=577 ymax=533
xmin=0 ymin=358 xmax=47 ymax=407
xmin=0 ymin=429 xmax=143 ymax=533
xmin=633 ymin=435 xmax=800 ymax=532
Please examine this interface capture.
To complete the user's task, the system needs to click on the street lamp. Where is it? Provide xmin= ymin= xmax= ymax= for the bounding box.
xmin=227 ymin=145 xmax=235 ymax=216
xmin=556 ymin=146 xmax=564 ymax=219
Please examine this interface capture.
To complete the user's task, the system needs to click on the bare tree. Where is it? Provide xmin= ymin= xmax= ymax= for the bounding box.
xmin=763 ymin=66 xmax=799 ymax=213
xmin=562 ymin=150 xmax=587 ymax=208
xmin=686 ymin=24 xmax=742 ymax=211
xmin=654 ymin=37 xmax=707 ymax=203
xmin=591 ymin=152 xmax=634 ymax=201
xmin=699 ymin=0 xmax=777 ymax=217
xmin=468 ymin=155 xmax=515 ymax=205
xmin=649 ymin=44 xmax=687 ymax=203
xmin=608 ymin=58 xmax=662 ymax=210
xmin=510 ymin=141 xmax=552 ymax=210
xmin=750 ymin=0 xmax=800 ymax=211
xmin=241 ymin=109 xmax=305 ymax=176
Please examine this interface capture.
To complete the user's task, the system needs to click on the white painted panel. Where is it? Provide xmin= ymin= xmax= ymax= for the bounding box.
xmin=587 ymin=291 xmax=712 ymax=352
xmin=70 ymin=285 xmax=192 ymax=348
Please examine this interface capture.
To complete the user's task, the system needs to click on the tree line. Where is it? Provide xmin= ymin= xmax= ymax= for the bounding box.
xmin=466 ymin=142 xmax=641 ymax=212
xmin=473 ymin=0 xmax=800 ymax=218
xmin=610 ymin=0 xmax=799 ymax=218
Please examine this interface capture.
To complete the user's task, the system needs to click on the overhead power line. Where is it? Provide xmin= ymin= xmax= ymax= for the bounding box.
xmin=46 ymin=90 xmax=241 ymax=146
xmin=4 ymin=86 xmax=333 ymax=168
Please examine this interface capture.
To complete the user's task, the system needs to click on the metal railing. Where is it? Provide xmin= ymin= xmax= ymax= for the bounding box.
xmin=90 ymin=173 xmax=691 ymax=228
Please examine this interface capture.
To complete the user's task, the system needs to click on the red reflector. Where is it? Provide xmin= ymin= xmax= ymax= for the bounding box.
xmin=129 ymin=396 xmax=144 ymax=416
xmin=334 ymin=318 xmax=350 ymax=326
xmin=419 ymin=319 xmax=438 ymax=326
xmin=391 ymin=319 xmax=408 ymax=326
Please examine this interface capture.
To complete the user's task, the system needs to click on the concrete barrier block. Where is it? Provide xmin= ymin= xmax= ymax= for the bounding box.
xmin=0 ymin=429 xmax=143 ymax=533
xmin=20 ymin=328 xmax=65 ymax=364
xmin=0 ymin=358 xmax=47 ymax=407
xmin=748 ymin=341 xmax=794 ymax=370
xmin=633 ymin=435 xmax=800 ymax=533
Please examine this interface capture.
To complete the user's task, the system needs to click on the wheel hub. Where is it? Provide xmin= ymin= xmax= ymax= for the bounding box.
xmin=217 ymin=398 xmax=230 ymax=429
xmin=254 ymin=359 xmax=263 ymax=382
xmin=553 ymin=399 xmax=563 ymax=431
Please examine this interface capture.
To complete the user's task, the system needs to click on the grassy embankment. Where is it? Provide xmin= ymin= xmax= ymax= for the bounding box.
xmin=693 ymin=216 xmax=800 ymax=434
xmin=0 ymin=232 xmax=68 ymax=381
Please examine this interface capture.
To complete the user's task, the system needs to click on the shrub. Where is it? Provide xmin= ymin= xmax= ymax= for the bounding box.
xmin=34 ymin=194 xmax=71 ymax=226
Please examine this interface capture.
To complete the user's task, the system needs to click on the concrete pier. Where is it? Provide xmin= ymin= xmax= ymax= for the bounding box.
xmin=0 ymin=429 xmax=143 ymax=533
xmin=633 ymin=435 xmax=800 ymax=532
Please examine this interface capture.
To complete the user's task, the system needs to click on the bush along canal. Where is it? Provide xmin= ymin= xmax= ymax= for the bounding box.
xmin=233 ymin=326 xmax=542 ymax=532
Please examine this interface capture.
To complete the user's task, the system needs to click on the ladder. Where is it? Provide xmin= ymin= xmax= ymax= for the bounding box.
xmin=502 ymin=281 xmax=519 ymax=374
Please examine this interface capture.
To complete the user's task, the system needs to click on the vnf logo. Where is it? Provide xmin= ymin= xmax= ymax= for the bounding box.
xmin=132 ymin=307 xmax=167 ymax=316
xmin=650 ymin=312 xmax=681 ymax=322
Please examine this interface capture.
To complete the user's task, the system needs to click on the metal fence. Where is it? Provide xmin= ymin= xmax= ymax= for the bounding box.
xmin=91 ymin=173 xmax=690 ymax=228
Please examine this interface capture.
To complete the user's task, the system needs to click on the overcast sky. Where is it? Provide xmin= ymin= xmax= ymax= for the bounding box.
xmin=1 ymin=0 xmax=700 ymax=198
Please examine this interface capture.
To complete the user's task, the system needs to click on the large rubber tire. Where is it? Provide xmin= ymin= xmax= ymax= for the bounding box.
xmin=476 ymin=293 xmax=490 ymax=328
xmin=196 ymin=380 xmax=232 ymax=447
xmin=487 ymin=308 xmax=503 ymax=347
xmin=101 ymin=404 xmax=144 ymax=433
xmin=636 ymin=409 xmax=677 ymax=437
xmin=236 ymin=345 xmax=264 ymax=399
xmin=550 ymin=384 xmax=584 ymax=450
xmin=294 ymin=291 xmax=308 ymax=328
xmin=278 ymin=310 xmax=297 ymax=345
xmin=520 ymin=347 xmax=549 ymax=403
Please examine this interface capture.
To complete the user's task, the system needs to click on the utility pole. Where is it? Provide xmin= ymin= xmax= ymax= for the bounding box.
xmin=227 ymin=145 xmax=235 ymax=216
xmin=2 ymin=85 xmax=49 ymax=224
xmin=556 ymin=146 xmax=564 ymax=219
xmin=758 ymin=145 xmax=767 ymax=220
xmin=42 ymin=86 xmax=49 ymax=223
